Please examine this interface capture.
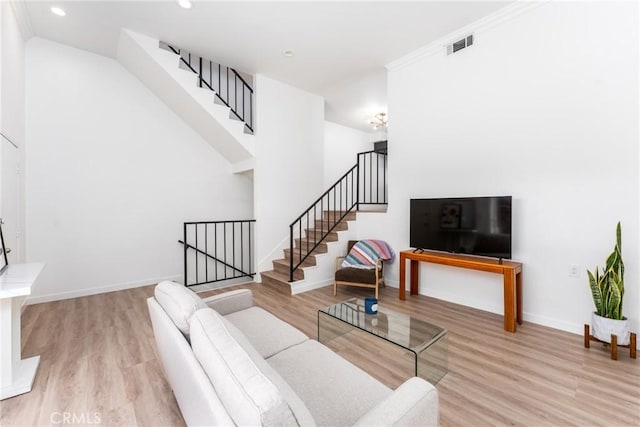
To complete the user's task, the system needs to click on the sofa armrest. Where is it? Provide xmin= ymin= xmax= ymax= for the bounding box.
xmin=354 ymin=377 xmax=439 ymax=427
xmin=201 ymin=289 xmax=253 ymax=315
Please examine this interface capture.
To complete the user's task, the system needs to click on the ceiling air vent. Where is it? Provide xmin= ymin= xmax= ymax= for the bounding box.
xmin=447 ymin=34 xmax=473 ymax=55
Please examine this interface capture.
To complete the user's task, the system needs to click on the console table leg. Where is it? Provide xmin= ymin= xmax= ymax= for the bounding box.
xmin=399 ymin=254 xmax=406 ymax=300
xmin=503 ymin=271 xmax=517 ymax=332
xmin=516 ymin=272 xmax=523 ymax=325
xmin=410 ymin=260 xmax=419 ymax=296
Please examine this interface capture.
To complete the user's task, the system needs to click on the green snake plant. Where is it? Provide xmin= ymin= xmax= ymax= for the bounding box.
xmin=587 ymin=222 xmax=625 ymax=320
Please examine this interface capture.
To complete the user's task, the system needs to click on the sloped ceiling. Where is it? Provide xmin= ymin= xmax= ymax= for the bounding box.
xmin=21 ymin=1 xmax=510 ymax=132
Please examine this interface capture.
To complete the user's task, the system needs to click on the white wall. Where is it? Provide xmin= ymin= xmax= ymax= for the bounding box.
xmin=323 ymin=121 xmax=372 ymax=187
xmin=25 ymin=38 xmax=253 ymax=303
xmin=253 ymin=75 xmax=324 ymax=273
xmin=0 ymin=1 xmax=27 ymax=263
xmin=358 ymin=1 xmax=639 ymax=337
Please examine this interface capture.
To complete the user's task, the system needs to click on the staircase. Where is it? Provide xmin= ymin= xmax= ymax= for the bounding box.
xmin=261 ymin=150 xmax=388 ymax=295
xmin=159 ymin=42 xmax=254 ymax=135
xmin=116 ymin=31 xmax=388 ymax=293
xmin=261 ymin=211 xmax=357 ymax=293
xmin=116 ymin=29 xmax=255 ymax=172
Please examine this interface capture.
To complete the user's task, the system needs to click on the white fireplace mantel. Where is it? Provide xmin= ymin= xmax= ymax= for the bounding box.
xmin=0 ymin=262 xmax=45 ymax=400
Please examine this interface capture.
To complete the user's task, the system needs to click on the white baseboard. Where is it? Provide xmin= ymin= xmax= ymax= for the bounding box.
xmin=383 ymin=279 xmax=640 ymax=349
xmin=291 ymin=278 xmax=333 ymax=295
xmin=25 ymin=274 xmax=182 ymax=305
xmin=385 ymin=279 xmax=399 ymax=288
xmin=291 ymin=277 xmax=398 ymax=296
xmin=521 ymin=311 xmax=584 ymax=336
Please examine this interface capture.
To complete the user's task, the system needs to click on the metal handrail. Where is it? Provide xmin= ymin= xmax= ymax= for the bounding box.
xmin=288 ymin=151 xmax=388 ymax=281
xmin=161 ymin=42 xmax=254 ymax=133
xmin=290 ymin=164 xmax=358 ymax=226
xmin=181 ymin=220 xmax=256 ymax=287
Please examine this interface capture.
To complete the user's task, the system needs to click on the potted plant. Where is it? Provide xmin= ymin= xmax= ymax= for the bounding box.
xmin=587 ymin=222 xmax=630 ymax=345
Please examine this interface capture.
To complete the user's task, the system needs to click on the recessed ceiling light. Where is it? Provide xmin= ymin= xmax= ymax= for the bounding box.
xmin=178 ymin=0 xmax=192 ymax=9
xmin=50 ymin=6 xmax=66 ymax=16
xmin=282 ymin=49 xmax=295 ymax=58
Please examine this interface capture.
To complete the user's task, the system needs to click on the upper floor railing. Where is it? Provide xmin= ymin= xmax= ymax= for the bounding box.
xmin=179 ymin=220 xmax=256 ymax=287
xmin=160 ymin=42 xmax=254 ymax=134
xmin=358 ymin=149 xmax=387 ymax=206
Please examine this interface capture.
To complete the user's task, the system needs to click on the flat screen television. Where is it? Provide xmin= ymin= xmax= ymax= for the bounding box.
xmin=410 ymin=196 xmax=512 ymax=259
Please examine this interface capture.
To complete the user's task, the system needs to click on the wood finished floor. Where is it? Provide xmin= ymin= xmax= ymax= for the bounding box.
xmin=1 ymin=283 xmax=638 ymax=426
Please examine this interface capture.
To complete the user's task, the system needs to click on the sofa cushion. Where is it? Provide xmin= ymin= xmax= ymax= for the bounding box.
xmin=267 ymin=340 xmax=391 ymax=427
xmin=225 ymin=306 xmax=308 ymax=358
xmin=154 ymin=281 xmax=206 ymax=339
xmin=190 ymin=308 xmax=298 ymax=427
xmin=147 ymin=298 xmax=235 ymax=426
xmin=335 ymin=267 xmax=378 ymax=284
xmin=221 ymin=316 xmax=317 ymax=426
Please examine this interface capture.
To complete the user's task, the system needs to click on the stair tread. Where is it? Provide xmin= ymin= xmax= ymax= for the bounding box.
xmin=294 ymin=243 xmax=328 ymax=254
xmin=261 ymin=269 xmax=300 ymax=283
xmin=260 ymin=269 xmax=294 ymax=295
xmin=273 ymin=257 xmax=316 ymax=268
xmin=304 ymin=231 xmax=339 ymax=241
xmin=305 ymin=228 xmax=339 ymax=234
xmin=272 ymin=258 xmax=306 ymax=280
xmin=314 ymin=220 xmax=349 ymax=231
xmin=296 ymin=237 xmax=328 ymax=243
xmin=284 ymin=247 xmax=327 ymax=256
xmin=322 ymin=211 xmax=357 ymax=221
xmin=315 ymin=219 xmax=350 ymax=224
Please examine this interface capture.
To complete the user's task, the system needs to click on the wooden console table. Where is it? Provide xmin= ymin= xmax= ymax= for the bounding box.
xmin=399 ymin=250 xmax=523 ymax=332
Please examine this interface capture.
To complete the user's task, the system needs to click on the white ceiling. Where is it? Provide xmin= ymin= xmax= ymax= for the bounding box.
xmin=21 ymin=1 xmax=510 ymax=132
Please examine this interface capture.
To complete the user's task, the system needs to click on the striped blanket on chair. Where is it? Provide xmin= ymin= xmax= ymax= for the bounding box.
xmin=341 ymin=240 xmax=395 ymax=269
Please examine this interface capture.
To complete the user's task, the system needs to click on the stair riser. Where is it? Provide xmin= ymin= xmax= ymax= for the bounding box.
xmin=273 ymin=262 xmax=304 ymax=280
xmin=260 ymin=275 xmax=292 ymax=296
xmin=314 ymin=220 xmax=349 ymax=231
xmin=322 ymin=211 xmax=357 ymax=221
xmin=294 ymin=239 xmax=327 ymax=253
xmin=304 ymin=229 xmax=339 ymax=241
xmin=283 ymin=249 xmax=321 ymax=263
xmin=276 ymin=255 xmax=316 ymax=267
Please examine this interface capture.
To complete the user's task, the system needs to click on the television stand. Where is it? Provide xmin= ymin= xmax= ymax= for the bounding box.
xmin=398 ymin=250 xmax=523 ymax=332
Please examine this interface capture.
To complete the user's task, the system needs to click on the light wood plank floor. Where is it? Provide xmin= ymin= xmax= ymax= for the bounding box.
xmin=1 ymin=283 xmax=638 ymax=426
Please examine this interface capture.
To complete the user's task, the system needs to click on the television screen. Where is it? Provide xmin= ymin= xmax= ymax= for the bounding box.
xmin=410 ymin=196 xmax=512 ymax=259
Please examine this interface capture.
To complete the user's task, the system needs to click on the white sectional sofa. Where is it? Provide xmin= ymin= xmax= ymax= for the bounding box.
xmin=147 ymin=281 xmax=439 ymax=426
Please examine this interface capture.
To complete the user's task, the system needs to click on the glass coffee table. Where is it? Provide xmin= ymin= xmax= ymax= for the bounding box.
xmin=318 ymin=298 xmax=448 ymax=385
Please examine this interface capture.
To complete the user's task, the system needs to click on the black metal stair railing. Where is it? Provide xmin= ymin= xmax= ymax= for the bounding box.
xmin=179 ymin=220 xmax=256 ymax=287
xmin=160 ymin=42 xmax=254 ymax=134
xmin=358 ymin=150 xmax=388 ymax=205
xmin=289 ymin=150 xmax=388 ymax=281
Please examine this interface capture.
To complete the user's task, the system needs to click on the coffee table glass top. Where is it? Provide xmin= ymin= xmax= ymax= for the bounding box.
xmin=319 ymin=298 xmax=446 ymax=353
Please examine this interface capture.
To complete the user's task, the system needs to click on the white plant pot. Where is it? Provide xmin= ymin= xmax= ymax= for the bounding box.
xmin=591 ymin=312 xmax=630 ymax=345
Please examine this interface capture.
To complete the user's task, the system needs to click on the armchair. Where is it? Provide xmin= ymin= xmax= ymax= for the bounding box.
xmin=334 ymin=240 xmax=385 ymax=299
